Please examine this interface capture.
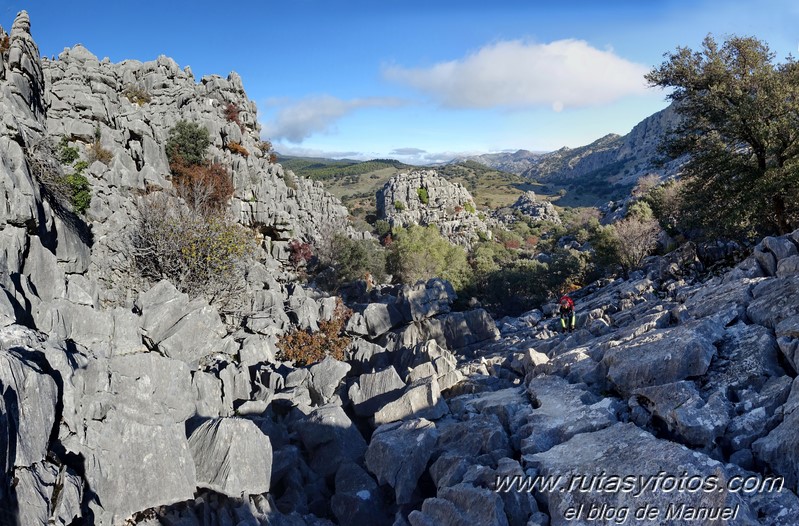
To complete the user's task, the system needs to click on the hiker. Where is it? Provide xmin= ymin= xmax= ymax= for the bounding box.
xmin=559 ymin=294 xmax=576 ymax=333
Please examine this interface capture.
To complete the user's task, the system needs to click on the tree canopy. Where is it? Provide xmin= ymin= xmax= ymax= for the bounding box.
xmin=647 ymin=35 xmax=799 ymax=238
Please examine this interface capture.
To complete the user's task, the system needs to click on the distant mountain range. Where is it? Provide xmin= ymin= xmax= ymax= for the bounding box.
xmin=451 ymin=104 xmax=682 ymax=189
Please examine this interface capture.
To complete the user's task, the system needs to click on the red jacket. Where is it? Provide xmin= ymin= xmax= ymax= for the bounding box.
xmin=559 ymin=295 xmax=574 ymax=314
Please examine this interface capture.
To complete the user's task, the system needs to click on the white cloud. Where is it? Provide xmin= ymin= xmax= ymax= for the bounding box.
xmin=272 ymin=144 xmax=367 ymax=160
xmin=383 ymin=39 xmax=650 ymax=110
xmin=390 ymin=147 xmax=428 ymax=156
xmin=262 ymin=95 xmax=406 ymax=143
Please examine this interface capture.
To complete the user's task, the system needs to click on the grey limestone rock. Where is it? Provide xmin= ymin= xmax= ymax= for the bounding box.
xmin=348 ymin=366 xmax=406 ymax=417
xmin=409 ymin=484 xmax=510 ymax=526
xmin=137 ymin=280 xmax=228 ymax=365
xmin=0 ymin=346 xmax=58 ymax=468
xmin=518 ymin=375 xmax=617 ymax=455
xmin=373 ymin=375 xmax=449 ymax=425
xmin=632 ymin=381 xmax=730 ymax=447
xmin=752 ymin=378 xmax=799 ymax=490
xmin=192 ymin=369 xmax=229 ymax=417
xmin=239 ymin=334 xmax=278 ymax=366
xmin=14 ymin=461 xmax=83 ymax=526
xmin=747 ymin=275 xmax=799 ymax=329
xmin=524 ymin=423 xmax=754 ymax=526
xmin=188 ymin=417 xmax=273 ymax=497
xmin=600 ymin=318 xmax=723 ymax=396
xmin=331 ymin=462 xmax=389 ymax=526
xmin=376 ymin=170 xmax=489 ymax=248
xmin=81 ymin=413 xmax=196 ymax=526
xmin=307 ymin=355 xmax=350 ymax=406
xmin=365 ymin=418 xmax=439 ymax=505
xmin=293 ymin=404 xmax=368 ymax=478
xmin=503 ymin=191 xmax=561 ymax=224
xmin=361 ymin=301 xmax=405 ymax=338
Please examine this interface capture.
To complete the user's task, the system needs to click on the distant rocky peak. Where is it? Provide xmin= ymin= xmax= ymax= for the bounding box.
xmin=376 ymin=170 xmax=490 ymax=247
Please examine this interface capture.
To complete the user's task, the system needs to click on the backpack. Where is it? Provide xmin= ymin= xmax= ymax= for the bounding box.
xmin=559 ymin=296 xmax=574 ymax=310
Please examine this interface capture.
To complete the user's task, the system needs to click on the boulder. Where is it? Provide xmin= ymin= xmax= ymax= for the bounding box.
xmin=632 ymin=381 xmax=731 ymax=447
xmin=374 ymin=376 xmax=448 ymax=425
xmin=747 ymin=276 xmax=799 ymax=329
xmin=307 ymin=356 xmax=350 ymax=405
xmin=80 ymin=413 xmax=196 ymax=525
xmin=137 ymin=280 xmax=228 ymax=365
xmin=14 ymin=461 xmax=83 ymax=526
xmin=600 ymin=319 xmax=723 ymax=396
xmin=348 ymin=366 xmax=406 ymax=417
xmin=409 ymin=484 xmax=510 ymax=526
xmin=331 ymin=462 xmax=389 ymax=526
xmin=524 ymin=423 xmax=752 ymax=526
xmin=365 ymin=418 xmax=439 ymax=505
xmin=0 ymin=347 xmax=58 ymax=468
xmin=188 ymin=417 xmax=272 ymax=496
xmin=293 ymin=404 xmax=368 ymax=477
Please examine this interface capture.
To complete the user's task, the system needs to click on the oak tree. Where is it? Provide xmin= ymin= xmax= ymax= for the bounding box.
xmin=647 ymin=35 xmax=799 ymax=238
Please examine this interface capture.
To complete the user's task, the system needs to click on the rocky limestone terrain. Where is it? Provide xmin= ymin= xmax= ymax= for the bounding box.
xmin=376 ymin=170 xmax=491 ymax=248
xmin=492 ymin=191 xmax=561 ymax=226
xmin=3 ymin=10 xmax=799 ymax=526
xmin=450 ymin=149 xmax=545 ymax=176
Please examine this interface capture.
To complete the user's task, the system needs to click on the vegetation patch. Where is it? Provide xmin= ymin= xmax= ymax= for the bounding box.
xmin=417 ymin=187 xmax=429 ymax=204
xmin=276 ymin=300 xmax=352 ymax=366
xmin=122 ymin=85 xmax=152 ymax=105
xmin=226 ymin=141 xmax=249 ymax=157
xmin=27 ymin=137 xmax=93 ymax=215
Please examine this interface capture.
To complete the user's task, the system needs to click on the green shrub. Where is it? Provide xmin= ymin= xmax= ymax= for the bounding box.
xmin=28 ymin=138 xmax=92 ymax=215
xmin=166 ymin=120 xmax=211 ymax=166
xmin=64 ymin=172 xmax=91 ymax=214
xmin=387 ymin=225 xmax=471 ymax=289
xmin=58 ymin=137 xmax=79 ymax=165
xmin=330 ymin=234 xmax=387 ymax=286
xmin=464 ymin=202 xmax=476 ymax=213
xmin=417 ymin=187 xmax=429 ymax=204
xmin=374 ymin=219 xmax=391 ymax=237
xmin=394 ymin=200 xmax=406 ymax=211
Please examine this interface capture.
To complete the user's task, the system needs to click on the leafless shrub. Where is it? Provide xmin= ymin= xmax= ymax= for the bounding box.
xmin=612 ymin=215 xmax=661 ymax=278
xmin=131 ymin=193 xmax=256 ymax=314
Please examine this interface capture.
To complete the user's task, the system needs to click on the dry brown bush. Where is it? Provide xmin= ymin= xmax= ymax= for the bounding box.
xmin=276 ymin=300 xmax=352 ymax=366
xmin=170 ymin=158 xmax=234 ymax=214
xmin=226 ymin=141 xmax=249 ymax=157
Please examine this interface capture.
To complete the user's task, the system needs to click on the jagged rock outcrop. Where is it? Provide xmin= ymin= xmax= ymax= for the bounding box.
xmin=376 ymin=170 xmax=490 ymax=247
xmin=492 ymin=190 xmax=561 ymax=225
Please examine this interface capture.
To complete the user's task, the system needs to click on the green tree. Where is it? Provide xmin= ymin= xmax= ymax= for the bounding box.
xmin=166 ymin=120 xmax=211 ymax=166
xmin=647 ymin=35 xmax=799 ymax=238
xmin=330 ymin=234 xmax=387 ymax=285
xmin=387 ymin=225 xmax=471 ymax=289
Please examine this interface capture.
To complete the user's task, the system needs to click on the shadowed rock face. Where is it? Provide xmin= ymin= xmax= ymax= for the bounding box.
xmin=5 ymin=9 xmax=799 ymax=526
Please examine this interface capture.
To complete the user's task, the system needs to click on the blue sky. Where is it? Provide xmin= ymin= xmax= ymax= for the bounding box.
xmin=3 ymin=0 xmax=798 ymax=164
